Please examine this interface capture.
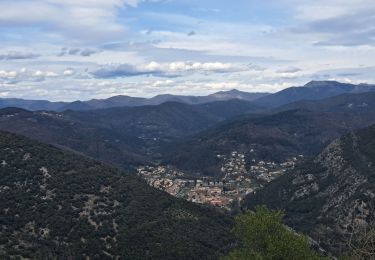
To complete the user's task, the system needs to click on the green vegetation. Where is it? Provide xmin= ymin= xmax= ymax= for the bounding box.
xmin=162 ymin=108 xmax=375 ymax=176
xmin=0 ymin=100 xmax=259 ymax=171
xmin=0 ymin=131 xmax=234 ymax=259
xmin=244 ymin=125 xmax=375 ymax=255
xmin=1 ymin=89 xmax=375 ymax=259
xmin=224 ymin=206 xmax=327 ymax=260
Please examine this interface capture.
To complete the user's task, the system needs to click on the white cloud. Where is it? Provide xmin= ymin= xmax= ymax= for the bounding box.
xmin=0 ymin=0 xmax=374 ymax=101
xmin=58 ymin=47 xmax=100 ymax=57
xmin=91 ymin=61 xmax=247 ymax=78
xmin=45 ymin=0 xmax=139 ymax=8
xmin=167 ymin=61 xmax=238 ymax=73
xmin=276 ymin=67 xmax=302 ymax=74
xmin=63 ymin=68 xmax=76 ymax=76
xmin=283 ymin=0 xmax=375 ymax=46
xmin=289 ymin=0 xmax=375 ymax=21
xmin=0 ymin=68 xmax=59 ymax=84
xmin=0 ymin=0 xmax=140 ymax=42
xmin=0 ymin=51 xmax=40 ymax=60
xmin=0 ymin=70 xmax=18 ymax=78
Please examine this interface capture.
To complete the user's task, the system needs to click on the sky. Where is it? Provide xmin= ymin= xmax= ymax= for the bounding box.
xmin=0 ymin=0 xmax=374 ymax=101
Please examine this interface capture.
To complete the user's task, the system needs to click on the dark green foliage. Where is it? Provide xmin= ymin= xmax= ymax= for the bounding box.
xmin=0 ymin=100 xmax=261 ymax=171
xmin=224 ymin=206 xmax=327 ymax=260
xmin=161 ymin=88 xmax=375 ymax=176
xmin=162 ymin=108 xmax=375 ymax=176
xmin=0 ymin=131 xmax=234 ymax=259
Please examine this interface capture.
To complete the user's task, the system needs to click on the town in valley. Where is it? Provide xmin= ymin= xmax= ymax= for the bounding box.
xmin=138 ymin=150 xmax=302 ymax=210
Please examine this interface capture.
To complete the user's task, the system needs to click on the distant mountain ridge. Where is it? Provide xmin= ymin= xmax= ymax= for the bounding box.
xmin=0 ymin=89 xmax=269 ymax=111
xmin=254 ymin=81 xmax=375 ymax=108
xmin=2 ymin=89 xmax=375 ymax=176
xmin=275 ymin=91 xmax=375 ymax=113
xmin=2 ymin=81 xmax=375 ymax=112
xmin=0 ymin=98 xmax=66 ymax=111
xmin=161 ymin=90 xmax=375 ymax=175
xmin=0 ymin=99 xmax=262 ymax=169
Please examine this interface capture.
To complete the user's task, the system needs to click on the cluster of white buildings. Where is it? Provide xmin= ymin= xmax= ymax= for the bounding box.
xmin=137 ymin=151 xmax=302 ymax=210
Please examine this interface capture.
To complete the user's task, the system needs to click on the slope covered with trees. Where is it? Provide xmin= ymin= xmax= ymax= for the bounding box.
xmin=0 ymin=107 xmax=150 ymax=170
xmin=276 ymin=91 xmax=375 ymax=113
xmin=0 ymin=131 xmax=234 ymax=259
xmin=0 ymin=100 xmax=261 ymax=170
xmin=244 ymin=125 xmax=375 ymax=254
xmin=161 ymin=108 xmax=375 ymax=176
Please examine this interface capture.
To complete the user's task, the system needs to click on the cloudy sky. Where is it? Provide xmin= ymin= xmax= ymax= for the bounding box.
xmin=0 ymin=0 xmax=374 ymax=101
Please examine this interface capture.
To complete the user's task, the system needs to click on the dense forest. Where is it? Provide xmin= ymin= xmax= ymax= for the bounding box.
xmin=0 ymin=131 xmax=234 ymax=259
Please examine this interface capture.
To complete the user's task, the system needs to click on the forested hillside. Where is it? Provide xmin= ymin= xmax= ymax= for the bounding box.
xmin=0 ymin=131 xmax=234 ymax=259
xmin=245 ymin=125 xmax=375 ymax=254
xmin=161 ymin=108 xmax=375 ymax=176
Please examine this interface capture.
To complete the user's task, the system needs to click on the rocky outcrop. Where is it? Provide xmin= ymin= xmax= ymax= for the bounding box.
xmin=245 ymin=125 xmax=375 ymax=254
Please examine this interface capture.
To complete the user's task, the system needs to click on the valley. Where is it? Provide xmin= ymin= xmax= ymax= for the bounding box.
xmin=1 ymin=80 xmax=375 ymax=258
xmin=3 ymin=1 xmax=375 ymax=258
xmin=138 ymin=151 xmax=300 ymax=210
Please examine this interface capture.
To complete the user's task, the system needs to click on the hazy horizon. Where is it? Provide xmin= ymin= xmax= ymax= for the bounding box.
xmin=1 ymin=0 xmax=374 ymax=101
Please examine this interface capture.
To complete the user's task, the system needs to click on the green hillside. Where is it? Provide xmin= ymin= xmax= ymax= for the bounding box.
xmin=0 ymin=131 xmax=233 ymax=259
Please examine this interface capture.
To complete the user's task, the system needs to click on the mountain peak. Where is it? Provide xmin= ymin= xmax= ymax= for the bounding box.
xmin=213 ymin=89 xmax=245 ymax=95
xmin=223 ymin=88 xmax=241 ymax=93
xmin=209 ymin=89 xmax=269 ymax=102
xmin=304 ymin=80 xmax=343 ymax=88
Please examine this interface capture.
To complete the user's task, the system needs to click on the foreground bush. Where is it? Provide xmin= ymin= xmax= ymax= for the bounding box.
xmin=224 ymin=206 xmax=327 ymax=260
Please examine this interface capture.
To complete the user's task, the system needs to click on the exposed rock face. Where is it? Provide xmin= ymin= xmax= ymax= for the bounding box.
xmin=245 ymin=125 xmax=375 ymax=254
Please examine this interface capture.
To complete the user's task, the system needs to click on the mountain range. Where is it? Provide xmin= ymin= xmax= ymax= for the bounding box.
xmin=0 ymin=89 xmax=269 ymax=112
xmin=161 ymin=91 xmax=375 ymax=175
xmin=0 ymin=80 xmax=375 ymax=258
xmin=2 ymin=81 xmax=375 ymax=112
xmin=1 ymin=81 xmax=375 ymax=176
xmin=254 ymin=81 xmax=375 ymax=108
xmin=0 ymin=99 xmax=262 ymax=170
